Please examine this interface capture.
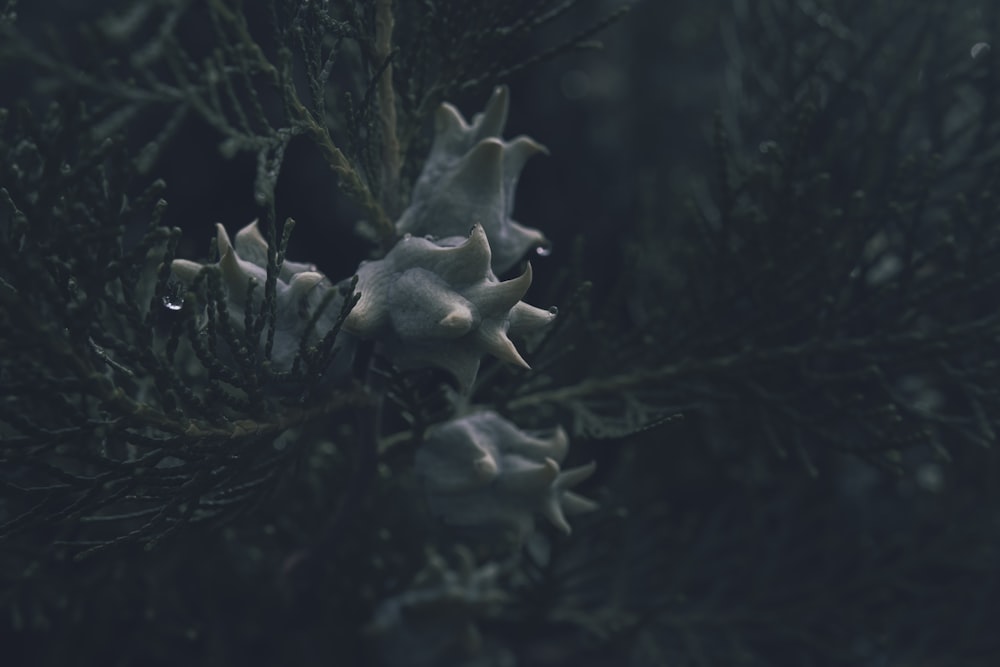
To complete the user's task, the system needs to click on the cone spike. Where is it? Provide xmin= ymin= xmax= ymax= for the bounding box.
xmin=215 ymin=222 xmax=233 ymax=258
xmin=475 ymin=85 xmax=510 ymax=139
xmin=505 ymin=136 xmax=548 ymax=179
xmin=288 ymin=271 xmax=325 ymax=298
xmin=507 ymin=426 xmax=570 ymax=463
xmin=235 ymin=219 xmax=266 ymax=250
xmin=557 ymin=461 xmax=597 ymax=490
xmin=479 ymin=328 xmax=530 ymax=369
xmin=437 ymin=305 xmax=475 ymax=336
xmin=547 ymin=426 xmax=570 ymax=462
xmin=473 ymin=86 xmax=510 ymax=138
xmin=435 ymin=102 xmax=468 ymax=137
xmin=447 ymin=139 xmax=504 ymax=201
xmin=508 ymin=301 xmax=557 ymax=335
xmin=561 ymin=491 xmax=600 ymax=515
xmin=171 ymin=259 xmax=203 ymax=283
xmin=540 ymin=497 xmax=572 ymax=535
xmin=434 ymin=223 xmax=492 ymax=285
xmin=502 ymin=457 xmax=560 ymax=492
xmin=485 ymin=262 xmax=533 ymax=312
xmin=234 ymin=219 xmax=268 ymax=267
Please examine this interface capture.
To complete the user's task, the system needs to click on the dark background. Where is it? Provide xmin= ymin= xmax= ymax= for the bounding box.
xmin=3 ymin=1 xmax=1000 ymax=665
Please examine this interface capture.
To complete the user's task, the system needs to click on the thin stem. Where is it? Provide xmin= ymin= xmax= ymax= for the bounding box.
xmin=280 ymin=347 xmax=384 ymax=592
xmin=507 ymin=315 xmax=1000 ymax=411
xmin=375 ymin=0 xmax=402 ymax=218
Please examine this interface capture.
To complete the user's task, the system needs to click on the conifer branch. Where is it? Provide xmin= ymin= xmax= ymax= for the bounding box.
xmin=375 ymin=0 xmax=402 ymax=218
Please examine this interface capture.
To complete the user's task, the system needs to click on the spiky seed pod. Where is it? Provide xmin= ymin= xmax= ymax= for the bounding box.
xmin=171 ymin=221 xmax=343 ymax=370
xmin=344 ymin=224 xmax=556 ymax=390
xmin=415 ymin=410 xmax=598 ymax=543
xmin=396 ymin=85 xmax=549 ymax=274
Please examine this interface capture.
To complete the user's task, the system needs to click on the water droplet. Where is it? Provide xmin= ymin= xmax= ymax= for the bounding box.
xmin=547 ymin=306 xmax=559 ymax=315
xmin=971 ymin=42 xmax=991 ymax=59
xmin=535 ymin=242 xmax=553 ymax=257
xmin=162 ymin=294 xmax=184 ymax=311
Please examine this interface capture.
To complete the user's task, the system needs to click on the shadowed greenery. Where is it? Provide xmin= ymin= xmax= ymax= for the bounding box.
xmin=2 ymin=1 xmax=999 ymax=665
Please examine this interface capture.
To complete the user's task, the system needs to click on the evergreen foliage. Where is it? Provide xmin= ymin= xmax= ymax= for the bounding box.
xmin=1 ymin=0 xmax=999 ymax=665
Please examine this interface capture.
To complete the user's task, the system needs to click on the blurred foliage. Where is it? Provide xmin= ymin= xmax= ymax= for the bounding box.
xmin=2 ymin=0 xmax=1000 ymax=666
